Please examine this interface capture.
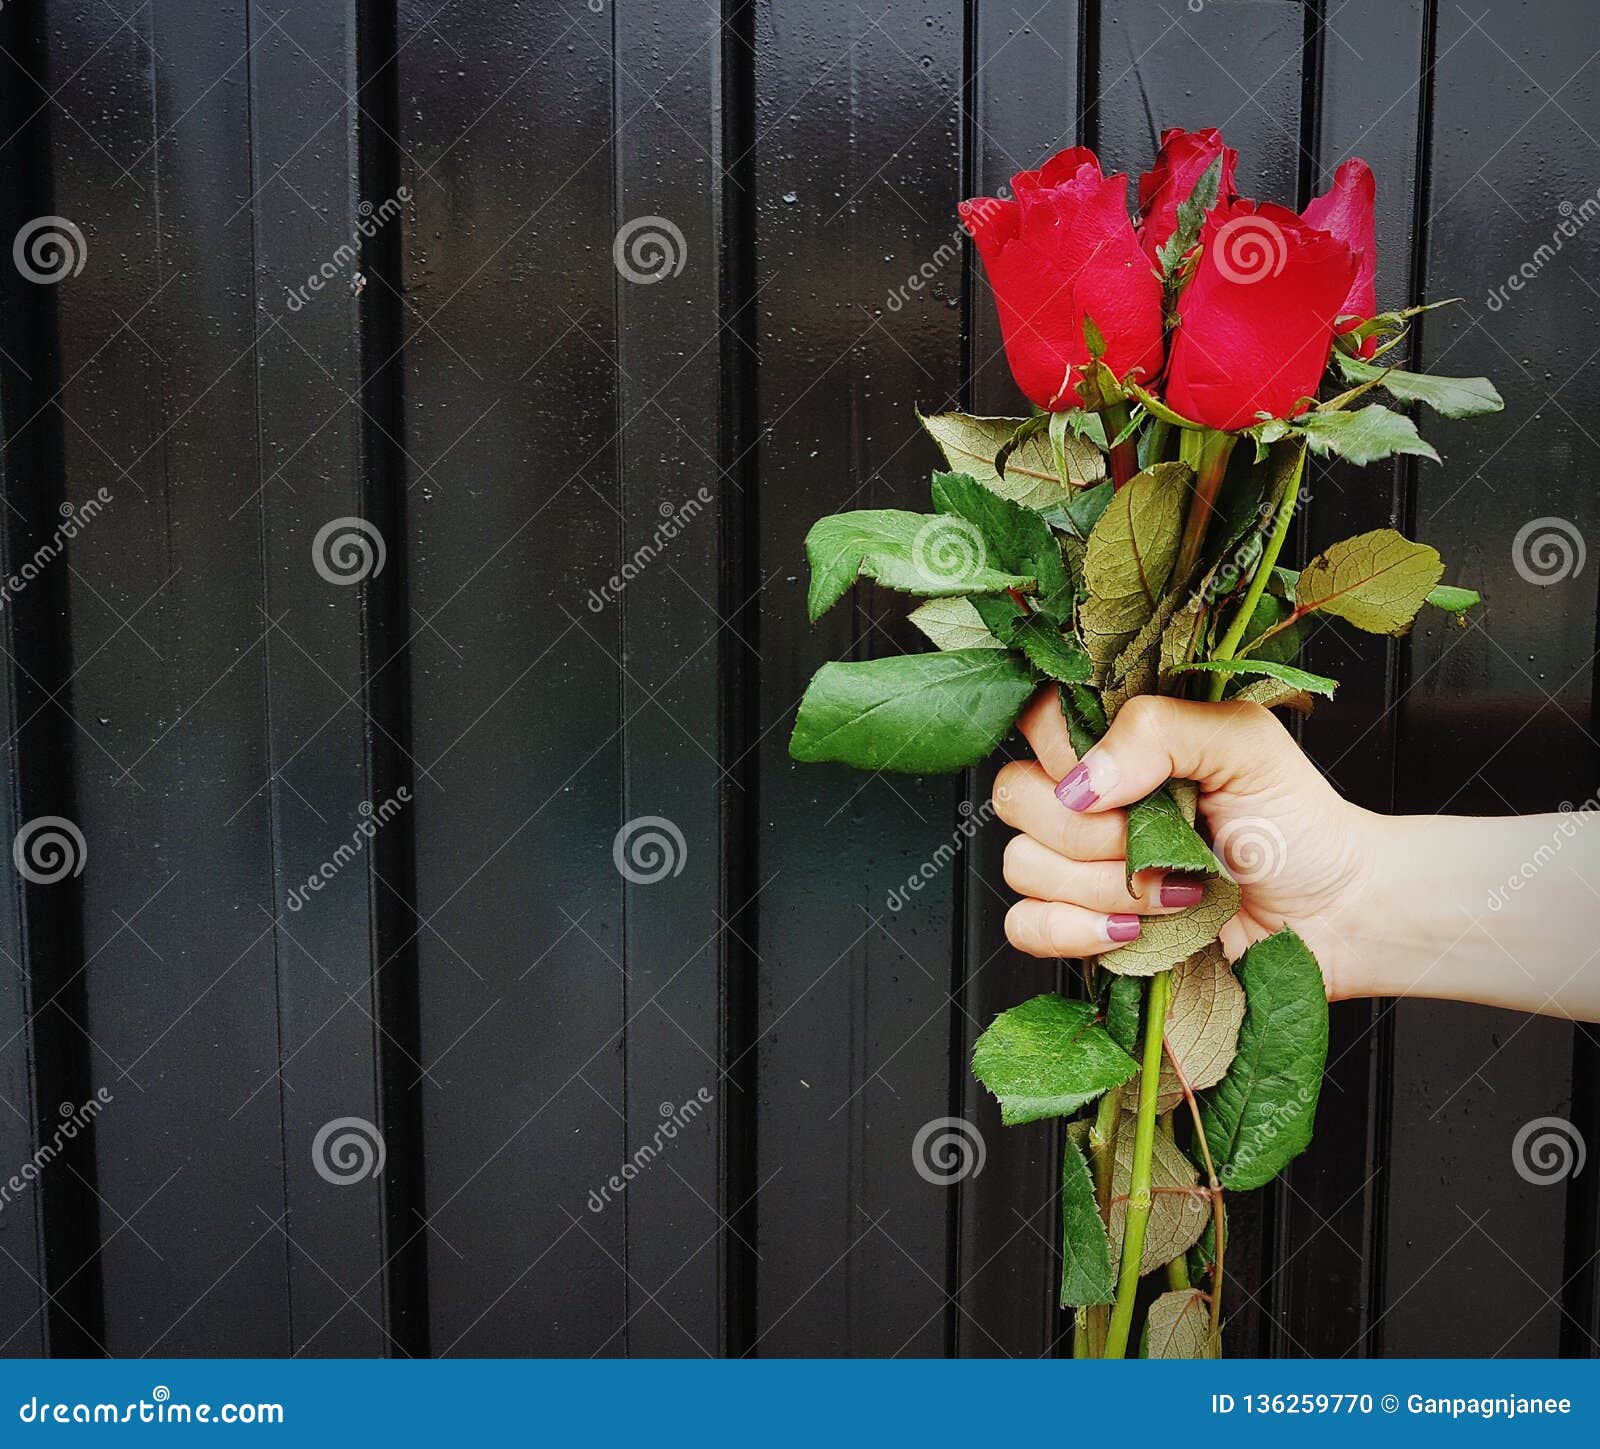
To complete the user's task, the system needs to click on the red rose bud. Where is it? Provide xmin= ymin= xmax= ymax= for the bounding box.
xmin=1302 ymin=158 xmax=1379 ymax=356
xmin=1163 ymin=198 xmax=1358 ymax=432
xmin=1137 ymin=126 xmax=1239 ymax=262
xmin=961 ymin=147 xmax=1164 ymax=411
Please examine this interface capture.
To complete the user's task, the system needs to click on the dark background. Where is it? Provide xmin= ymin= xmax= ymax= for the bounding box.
xmin=0 ymin=0 xmax=1595 ymax=1357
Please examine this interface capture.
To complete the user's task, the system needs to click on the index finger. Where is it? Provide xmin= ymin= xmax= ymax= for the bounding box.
xmin=1015 ymin=686 xmax=1080 ymax=783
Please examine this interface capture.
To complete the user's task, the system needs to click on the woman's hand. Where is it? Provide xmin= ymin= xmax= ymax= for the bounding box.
xmin=992 ymin=689 xmax=1379 ymax=998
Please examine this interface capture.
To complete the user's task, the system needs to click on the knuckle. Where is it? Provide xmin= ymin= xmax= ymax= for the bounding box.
xmin=1113 ymin=692 xmax=1170 ymax=743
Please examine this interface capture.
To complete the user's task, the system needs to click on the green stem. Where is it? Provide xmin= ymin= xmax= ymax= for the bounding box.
xmin=1102 ymin=401 xmax=1137 ymax=489
xmin=1086 ymin=1087 xmax=1121 ymax=1356
xmin=1146 ymin=417 xmax=1172 ymax=467
xmin=1172 ymin=430 xmax=1237 ymax=584
xmin=1203 ymin=440 xmax=1307 ymax=702
xmin=1102 ymin=969 xmax=1171 ymax=1359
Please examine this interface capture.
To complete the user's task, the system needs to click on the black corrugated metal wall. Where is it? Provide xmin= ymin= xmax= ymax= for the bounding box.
xmin=0 ymin=0 xmax=1595 ymax=1357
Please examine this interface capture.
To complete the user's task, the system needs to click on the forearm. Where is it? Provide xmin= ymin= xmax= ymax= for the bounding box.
xmin=1348 ymin=809 xmax=1600 ymax=1021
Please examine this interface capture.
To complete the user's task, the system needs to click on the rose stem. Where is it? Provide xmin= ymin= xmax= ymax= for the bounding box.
xmin=1102 ymin=401 xmax=1138 ymax=489
xmin=1086 ymin=1087 xmax=1121 ymax=1356
xmin=1203 ymin=439 xmax=1307 ymax=701
xmin=1171 ymin=429 xmax=1238 ymax=584
xmin=1168 ymin=1039 xmax=1226 ymax=1355
xmin=1160 ymin=1111 xmax=1190 ymax=1290
xmin=1146 ymin=417 xmax=1172 ymax=466
xmin=1102 ymin=968 xmax=1172 ymax=1358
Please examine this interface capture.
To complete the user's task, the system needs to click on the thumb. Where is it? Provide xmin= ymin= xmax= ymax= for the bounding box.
xmin=1054 ymin=696 xmax=1291 ymax=812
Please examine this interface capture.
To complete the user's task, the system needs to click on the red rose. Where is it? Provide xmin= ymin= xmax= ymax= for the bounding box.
xmin=1163 ymin=198 xmax=1358 ymax=431
xmin=1137 ymin=127 xmax=1239 ymax=262
xmin=1302 ymin=158 xmax=1378 ymax=356
xmin=961 ymin=148 xmax=1164 ymax=411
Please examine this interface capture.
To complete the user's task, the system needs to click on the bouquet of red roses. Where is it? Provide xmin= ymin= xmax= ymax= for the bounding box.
xmin=787 ymin=129 xmax=1501 ymax=1358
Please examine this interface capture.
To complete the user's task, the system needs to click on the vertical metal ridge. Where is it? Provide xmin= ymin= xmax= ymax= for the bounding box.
xmin=356 ymin=0 xmax=429 ymax=1358
xmin=718 ymin=0 xmax=761 ymax=1360
xmin=0 ymin=0 xmax=102 ymax=1357
xmin=945 ymin=0 xmax=980 ymax=1362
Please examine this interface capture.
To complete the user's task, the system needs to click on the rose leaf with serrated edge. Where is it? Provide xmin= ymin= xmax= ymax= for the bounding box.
xmin=789 ymin=650 xmax=1034 ymax=775
xmin=805 ymin=509 xmax=1033 ymax=621
xmin=1199 ymin=926 xmax=1329 ymax=1191
xmin=971 ymin=994 xmax=1139 ymax=1126
xmin=1080 ymin=462 xmax=1188 ymax=671
xmin=1144 ymin=1289 xmax=1215 ymax=1359
xmin=1292 ymin=528 xmax=1443 ymax=636
xmin=1097 ymin=875 xmax=1241 ymax=978
xmin=1060 ymin=1128 xmax=1116 ymax=1307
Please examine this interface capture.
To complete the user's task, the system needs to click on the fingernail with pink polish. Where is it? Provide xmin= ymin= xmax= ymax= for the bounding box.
xmin=1104 ymin=913 xmax=1141 ymax=944
xmin=1160 ymin=874 xmax=1206 ymax=908
xmin=1055 ymin=763 xmax=1097 ymax=812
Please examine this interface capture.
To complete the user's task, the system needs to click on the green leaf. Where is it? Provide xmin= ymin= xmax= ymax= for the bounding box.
xmin=1294 ymin=528 xmax=1444 ymax=636
xmin=919 ymin=410 xmax=1104 ymax=509
xmin=931 ymin=470 xmax=1067 ymax=598
xmin=1124 ymin=942 xmax=1245 ymax=1114
xmin=804 ymin=510 xmax=1034 ymax=621
xmin=1012 ymin=615 xmax=1093 ymax=682
xmin=1231 ymin=678 xmax=1315 ymax=714
xmin=1039 ymin=479 xmax=1115 ymax=547
xmin=1157 ymin=154 xmax=1223 ymax=284
xmin=1144 ymin=1289 xmax=1215 ymax=1359
xmin=1200 ymin=927 xmax=1329 ymax=1191
xmin=1125 ymin=785 xmax=1223 ymax=887
xmin=1124 ymin=381 xmax=1202 ymax=432
xmin=1098 ymin=875 xmax=1241 ymax=978
xmin=1109 ymin=1122 xmax=1210 ymax=1274
xmin=1105 ymin=974 xmax=1141 ymax=1055
xmin=1159 ymin=599 xmax=1209 ymax=689
xmin=1333 ymin=354 xmax=1503 ymax=419
xmin=1080 ymin=462 xmax=1189 ymax=671
xmin=971 ymin=994 xmax=1139 ymax=1126
xmin=906 ymin=596 xmax=1005 ymax=651
xmin=1058 ymin=682 xmax=1107 ymax=758
xmin=1426 ymin=583 xmax=1481 ymax=615
xmin=1175 ymin=658 xmax=1337 ymax=698
xmin=1060 ymin=1130 xmax=1116 ymax=1307
xmin=1295 ymin=404 xmax=1440 ymax=466
xmin=789 ymin=650 xmax=1034 ymax=774
xmin=1240 ymin=592 xmax=1305 ymax=666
